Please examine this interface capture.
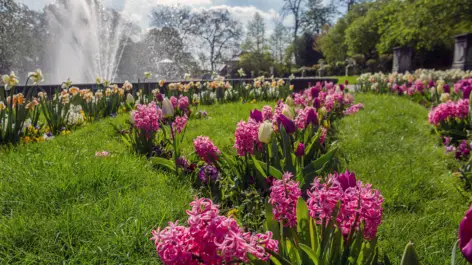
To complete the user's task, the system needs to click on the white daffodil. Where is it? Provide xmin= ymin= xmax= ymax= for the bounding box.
xmin=237 ymin=68 xmax=246 ymax=77
xmin=28 ymin=69 xmax=44 ymax=84
xmin=2 ymin=71 xmax=19 ymax=90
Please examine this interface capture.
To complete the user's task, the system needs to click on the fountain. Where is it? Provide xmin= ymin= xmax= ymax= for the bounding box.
xmin=44 ymin=0 xmax=138 ymax=84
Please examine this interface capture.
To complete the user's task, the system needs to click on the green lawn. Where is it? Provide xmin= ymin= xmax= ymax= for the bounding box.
xmin=327 ymin=75 xmax=359 ymax=85
xmin=0 ymin=102 xmax=265 ymax=264
xmin=0 ymin=96 xmax=468 ymax=264
xmin=335 ymin=94 xmax=467 ymax=264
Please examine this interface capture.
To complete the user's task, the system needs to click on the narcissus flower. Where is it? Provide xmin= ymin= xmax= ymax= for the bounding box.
xmin=28 ymin=69 xmax=44 ymax=84
xmin=237 ymin=68 xmax=246 ymax=77
xmin=144 ymin=71 xmax=152 ymax=79
xmin=2 ymin=71 xmax=19 ymax=90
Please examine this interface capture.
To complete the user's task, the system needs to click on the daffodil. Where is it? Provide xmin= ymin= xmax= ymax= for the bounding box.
xmin=28 ymin=69 xmax=44 ymax=85
xmin=184 ymin=73 xmax=191 ymax=81
xmin=237 ymin=68 xmax=246 ymax=77
xmin=144 ymin=71 xmax=152 ymax=80
xmin=0 ymin=101 xmax=5 ymax=111
xmin=96 ymin=76 xmax=102 ymax=85
xmin=2 ymin=71 xmax=19 ymax=90
xmin=62 ymin=78 xmax=73 ymax=89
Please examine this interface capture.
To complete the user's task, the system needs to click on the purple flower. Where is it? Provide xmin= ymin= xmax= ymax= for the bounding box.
xmin=336 ymin=170 xmax=357 ymax=191
xmin=306 ymin=108 xmax=318 ymax=126
xmin=276 ymin=114 xmax=296 ymax=134
xmin=250 ymin=109 xmax=263 ymax=123
xmin=310 ymin=86 xmax=321 ymax=98
xmin=198 ymin=165 xmax=219 ymax=183
xmin=339 ymin=84 xmax=345 ymax=91
xmin=313 ymin=98 xmax=321 ymax=109
xmin=295 ymin=143 xmax=305 ymax=157
xmin=456 ymin=140 xmax=471 ymax=160
xmin=460 ymin=204 xmax=472 ymax=263
xmin=444 ymin=84 xmax=450 ymax=93
xmin=155 ymin=93 xmax=163 ymax=102
xmin=428 ymin=80 xmax=435 ymax=88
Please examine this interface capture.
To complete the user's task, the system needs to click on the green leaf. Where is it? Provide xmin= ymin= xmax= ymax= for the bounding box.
xmin=151 ymin=157 xmax=176 ymax=171
xmin=252 ymin=155 xmax=267 ymax=178
xmin=257 ymin=160 xmax=284 ymax=179
xmin=358 ymin=238 xmax=377 ymax=265
xmin=248 ymin=254 xmax=269 ymax=265
xmin=451 ymin=240 xmax=459 ymax=265
xmin=299 ymin=147 xmax=337 ymax=190
xmin=400 ymin=241 xmax=421 ymax=265
xmin=264 ymin=201 xmax=280 ymax=242
xmin=267 ymin=249 xmax=294 ymax=265
xmin=280 ymin=127 xmax=295 ymax=173
xmin=299 ymin=243 xmax=319 ymax=265
xmin=297 ymin=198 xmax=311 ymax=246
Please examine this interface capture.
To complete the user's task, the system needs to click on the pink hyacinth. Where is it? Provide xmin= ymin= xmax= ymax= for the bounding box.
xmin=307 ymin=172 xmax=383 ymax=240
xmin=151 ymin=197 xmax=278 ymax=265
xmin=262 ymin=105 xmax=273 ymax=121
xmin=178 ymin=95 xmax=189 ymax=110
xmin=170 ymin=96 xmax=178 ymax=108
xmin=133 ymin=102 xmax=161 ymax=139
xmin=193 ymin=136 xmax=221 ymax=164
xmin=269 ymin=172 xmax=302 ymax=227
xmin=95 ymin=151 xmax=110 ymax=157
xmin=320 ymin=127 xmax=327 ymax=145
xmin=295 ymin=107 xmax=316 ymax=130
xmin=234 ymin=120 xmax=260 ymax=156
xmin=173 ymin=115 xmax=188 ymax=134
xmin=344 ymin=103 xmax=364 ymax=115
xmin=428 ymin=99 xmax=469 ymax=126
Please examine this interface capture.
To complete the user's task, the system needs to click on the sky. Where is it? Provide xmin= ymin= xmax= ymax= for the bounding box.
xmin=17 ymin=0 xmax=293 ymax=36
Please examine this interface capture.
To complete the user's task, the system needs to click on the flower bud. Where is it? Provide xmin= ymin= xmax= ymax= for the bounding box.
xmin=276 ymin=114 xmax=296 ymax=134
xmin=313 ymin=98 xmax=321 ymax=109
xmin=282 ymin=105 xmax=295 ymax=119
xmin=250 ymin=109 xmax=263 ymax=123
xmin=258 ymin=121 xmax=274 ymax=144
xmin=156 ymin=93 xmax=164 ymax=102
xmin=295 ymin=143 xmax=305 ymax=157
xmin=319 ymin=107 xmax=327 ymax=117
xmin=126 ymin=93 xmax=135 ymax=104
xmin=444 ymin=84 xmax=450 ymax=93
xmin=459 ymin=204 xmax=472 ymax=263
xmin=285 ymin=96 xmax=294 ymax=106
xmin=162 ymin=98 xmax=174 ymax=118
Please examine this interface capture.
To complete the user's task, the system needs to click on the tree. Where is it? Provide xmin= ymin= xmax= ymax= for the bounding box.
xmin=344 ymin=1 xmax=381 ymax=58
xmin=294 ymin=32 xmax=322 ymax=67
xmin=282 ymin=0 xmax=305 ymax=64
xmin=243 ymin=12 xmax=267 ymax=54
xmin=301 ymin=0 xmax=336 ymax=34
xmin=0 ymin=0 xmax=46 ymax=77
xmin=318 ymin=19 xmax=348 ymax=64
xmin=269 ymin=20 xmax=290 ymax=63
xmin=237 ymin=52 xmax=275 ymax=77
xmin=192 ymin=9 xmax=242 ymax=72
